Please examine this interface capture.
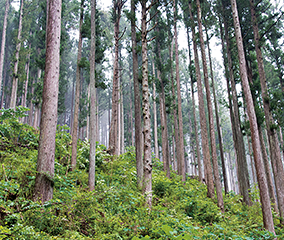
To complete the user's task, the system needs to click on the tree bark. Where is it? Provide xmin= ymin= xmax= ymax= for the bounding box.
xmin=250 ymin=0 xmax=284 ymax=222
xmin=205 ymin=25 xmax=228 ymax=195
xmin=33 ymin=0 xmax=61 ymax=203
xmin=10 ymin=0 xmax=24 ymax=109
xmin=231 ymin=0 xmax=275 ymax=233
xmin=174 ymin=0 xmax=185 ymax=182
xmin=0 ymin=0 xmax=10 ymax=99
xmin=221 ymin=6 xmax=251 ymax=206
xmin=71 ymin=0 xmax=84 ymax=169
xmin=131 ymin=0 xmax=143 ymax=188
xmin=141 ymin=0 xmax=152 ymax=208
xmin=189 ymin=1 xmax=214 ymax=199
xmin=196 ymin=0 xmax=223 ymax=211
xmin=88 ymin=0 xmax=96 ymax=191
xmin=152 ymin=61 xmax=159 ymax=159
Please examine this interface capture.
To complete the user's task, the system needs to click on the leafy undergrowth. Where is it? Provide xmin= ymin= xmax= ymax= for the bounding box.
xmin=0 ymin=113 xmax=283 ymax=239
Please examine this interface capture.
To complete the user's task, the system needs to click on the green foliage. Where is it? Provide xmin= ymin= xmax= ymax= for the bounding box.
xmin=0 ymin=122 xmax=283 ymax=239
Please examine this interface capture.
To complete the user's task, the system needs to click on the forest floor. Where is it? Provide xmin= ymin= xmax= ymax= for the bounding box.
xmin=0 ymin=114 xmax=283 ymax=239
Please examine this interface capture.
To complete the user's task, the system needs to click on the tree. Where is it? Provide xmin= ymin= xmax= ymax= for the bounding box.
xmin=250 ymin=0 xmax=284 ymax=222
xmin=71 ymin=0 xmax=84 ymax=170
xmin=10 ymin=0 xmax=24 ymax=109
xmin=0 ymin=0 xmax=10 ymax=99
xmin=188 ymin=1 xmax=214 ymax=199
xmin=230 ymin=0 xmax=275 ymax=233
xmin=33 ymin=0 xmax=62 ymax=202
xmin=108 ymin=0 xmax=126 ymax=155
xmin=89 ymin=0 xmax=96 ymax=191
xmin=130 ymin=0 xmax=143 ymax=188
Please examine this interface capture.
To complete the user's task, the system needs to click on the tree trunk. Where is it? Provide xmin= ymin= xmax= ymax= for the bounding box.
xmin=0 ymin=0 xmax=10 ymax=98
xmin=33 ymin=0 xmax=61 ymax=202
xmin=205 ymin=25 xmax=228 ymax=195
xmin=186 ymin=27 xmax=202 ymax=182
xmin=231 ymin=0 xmax=275 ymax=233
xmin=174 ymin=0 xmax=185 ymax=182
xmin=221 ymin=7 xmax=251 ymax=206
xmin=250 ymin=0 xmax=284 ymax=223
xmin=131 ymin=0 xmax=143 ymax=188
xmin=10 ymin=0 xmax=24 ymax=109
xmin=109 ymin=0 xmax=124 ymax=155
xmin=189 ymin=1 xmax=214 ymax=198
xmin=128 ymin=68 xmax=134 ymax=146
xmin=196 ymin=0 xmax=223 ymax=211
xmin=88 ymin=0 xmax=96 ymax=191
xmin=71 ymin=0 xmax=84 ymax=169
xmin=141 ymin=0 xmax=152 ymax=208
xmin=121 ymin=88 xmax=125 ymax=153
xmin=152 ymin=61 xmax=159 ymax=159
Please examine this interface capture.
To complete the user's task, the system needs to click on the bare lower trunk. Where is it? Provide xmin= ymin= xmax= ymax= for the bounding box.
xmin=196 ymin=0 xmax=223 ymax=211
xmin=152 ymin=61 xmax=159 ymax=159
xmin=131 ymin=0 xmax=143 ymax=188
xmin=231 ymin=0 xmax=275 ymax=233
xmin=174 ymin=0 xmax=185 ymax=181
xmin=71 ymin=0 xmax=84 ymax=170
xmin=10 ymin=0 xmax=24 ymax=109
xmin=221 ymin=8 xmax=251 ymax=206
xmin=88 ymin=0 xmax=96 ymax=191
xmin=189 ymin=1 xmax=214 ymax=198
xmin=33 ymin=0 xmax=61 ymax=202
xmin=0 ymin=0 xmax=10 ymax=98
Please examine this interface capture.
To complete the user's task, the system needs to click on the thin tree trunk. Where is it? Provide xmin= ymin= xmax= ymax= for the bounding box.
xmin=189 ymin=1 xmax=214 ymax=198
xmin=131 ymin=0 xmax=143 ymax=188
xmin=196 ymin=0 xmax=223 ymax=211
xmin=152 ymin=61 xmax=159 ymax=159
xmin=231 ymin=0 xmax=275 ymax=233
xmin=187 ymin=27 xmax=202 ymax=182
xmin=88 ymin=0 xmax=96 ymax=191
xmin=121 ymin=88 xmax=124 ymax=153
xmin=128 ymin=68 xmax=134 ymax=146
xmin=86 ymin=83 xmax=90 ymax=140
xmin=205 ymin=25 xmax=228 ymax=195
xmin=33 ymin=0 xmax=61 ymax=202
xmin=71 ymin=0 xmax=84 ymax=169
xmin=0 ymin=0 xmax=10 ymax=98
xmin=10 ymin=0 xmax=24 ymax=109
xmin=174 ymin=0 xmax=185 ymax=181
xmin=250 ymin=0 xmax=284 ymax=222
xmin=109 ymin=0 xmax=123 ymax=155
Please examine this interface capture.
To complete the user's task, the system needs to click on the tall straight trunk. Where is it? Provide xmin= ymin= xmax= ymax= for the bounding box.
xmin=117 ymin=77 xmax=121 ymax=155
xmin=205 ymin=26 xmax=228 ymax=195
xmin=158 ymin=69 xmax=170 ymax=177
xmin=33 ymin=0 xmax=61 ymax=202
xmin=0 ymin=0 xmax=10 ymax=97
xmin=174 ymin=0 xmax=185 ymax=181
xmin=250 ymin=0 xmax=284 ymax=222
xmin=187 ymin=27 xmax=202 ymax=181
xmin=169 ymin=39 xmax=181 ymax=175
xmin=10 ymin=0 xmax=24 ymax=109
xmin=247 ymin=135 xmax=257 ymax=185
xmin=109 ymin=0 xmax=124 ymax=155
xmin=71 ymin=0 xmax=84 ymax=169
xmin=196 ymin=0 xmax=223 ymax=211
xmin=141 ymin=0 xmax=152 ymax=208
xmin=121 ymin=88 xmax=124 ymax=153
xmin=231 ymin=0 xmax=275 ymax=233
xmin=220 ymin=8 xmax=251 ymax=206
xmin=88 ymin=0 xmax=96 ymax=191
xmin=152 ymin=61 xmax=159 ymax=159
xmin=86 ymin=83 xmax=90 ymax=140
xmin=128 ymin=68 xmax=134 ymax=146
xmin=189 ymin=1 xmax=214 ymax=198
xmin=131 ymin=0 xmax=143 ymax=188
xmin=28 ymin=76 xmax=34 ymax=125
xmin=280 ymin=127 xmax=284 ymax=161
